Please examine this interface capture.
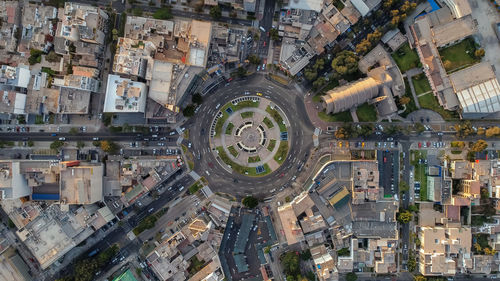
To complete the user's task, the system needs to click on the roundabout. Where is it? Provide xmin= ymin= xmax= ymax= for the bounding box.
xmin=186 ymin=75 xmax=314 ymax=198
xmin=210 ymin=96 xmax=290 ymax=176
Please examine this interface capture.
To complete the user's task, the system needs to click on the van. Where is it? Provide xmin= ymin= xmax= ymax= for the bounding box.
xmin=169 ymin=131 xmax=176 ymax=136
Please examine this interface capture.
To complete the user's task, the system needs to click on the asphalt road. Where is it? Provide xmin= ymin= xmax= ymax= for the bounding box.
xmin=184 ymin=74 xmax=314 ymax=199
xmin=50 ymin=173 xmax=193 ymax=280
xmin=256 ymin=0 xmax=276 ymax=58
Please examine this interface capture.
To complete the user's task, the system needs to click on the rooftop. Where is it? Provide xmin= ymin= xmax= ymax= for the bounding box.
xmin=103 ymin=75 xmax=147 ymax=113
xmin=59 ymin=163 xmax=103 ymax=205
xmin=58 ymin=87 xmax=91 ymax=114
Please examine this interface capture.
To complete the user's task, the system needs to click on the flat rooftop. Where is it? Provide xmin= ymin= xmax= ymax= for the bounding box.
xmin=60 ymin=165 xmax=103 ymax=205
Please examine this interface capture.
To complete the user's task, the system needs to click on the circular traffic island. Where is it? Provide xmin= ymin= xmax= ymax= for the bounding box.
xmin=210 ymin=96 xmax=290 ymax=176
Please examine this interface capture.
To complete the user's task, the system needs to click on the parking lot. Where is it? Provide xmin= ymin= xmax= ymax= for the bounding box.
xmin=378 ymin=150 xmax=399 ymax=197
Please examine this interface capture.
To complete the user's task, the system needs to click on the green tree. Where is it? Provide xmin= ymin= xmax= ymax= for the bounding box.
xmin=210 ymin=5 xmax=222 ymax=20
xmin=281 ymin=252 xmax=300 ymax=276
xmin=397 ymin=210 xmax=413 ymax=223
xmin=400 ymin=180 xmax=409 ymax=192
xmin=27 ymin=140 xmax=34 ymax=147
xmin=45 ymin=51 xmax=61 ymax=63
xmin=50 ymin=140 xmax=64 ymax=150
xmin=269 ymin=28 xmax=279 ymax=41
xmin=183 ymin=104 xmax=196 ymax=117
xmin=28 ymin=49 xmax=43 ymax=65
xmin=408 ymin=254 xmax=417 ymax=272
xmin=92 ymin=140 xmax=101 ymax=147
xmin=331 ymin=51 xmax=359 ymax=77
xmin=304 ymin=68 xmax=317 ymax=81
xmin=312 ymin=77 xmax=326 ymax=89
xmin=408 ymin=204 xmax=419 ymax=213
xmin=242 ymin=196 xmax=258 ymax=208
xmin=77 ymin=141 xmax=85 ymax=149
xmin=471 ymin=139 xmax=488 ymax=152
xmin=153 ymin=7 xmax=173 ymax=20
xmin=346 ymin=272 xmax=357 ymax=281
xmin=192 ymin=93 xmax=203 ymax=104
xmin=414 ymin=122 xmax=425 ymax=134
xmin=399 ymin=96 xmax=410 ymax=105
xmin=248 ymin=54 xmax=261 ymax=65
xmin=236 ymin=67 xmax=247 ymax=78
xmin=337 ymin=247 xmax=350 ymax=256
xmin=69 ymin=127 xmax=79 ymax=135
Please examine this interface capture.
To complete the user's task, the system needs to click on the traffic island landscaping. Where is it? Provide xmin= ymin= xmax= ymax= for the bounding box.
xmin=211 ymin=97 xmax=291 ymax=177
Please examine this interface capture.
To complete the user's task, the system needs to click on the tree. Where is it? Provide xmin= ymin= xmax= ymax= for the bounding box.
xmin=400 ymin=181 xmax=410 ymax=192
xmin=112 ymin=28 xmax=118 ymax=41
xmin=399 ymin=96 xmax=411 ymax=105
xmin=242 ymin=196 xmax=258 ymax=208
xmin=408 ymin=254 xmax=417 ymax=271
xmin=100 ymin=140 xmax=119 ymax=154
xmin=192 ymin=93 xmax=203 ymax=104
xmin=69 ymin=127 xmax=79 ymax=135
xmin=485 ymin=126 xmax=500 ymax=137
xmin=183 ymin=105 xmax=196 ymax=117
xmin=471 ymin=139 xmax=488 ymax=153
xmin=281 ymin=252 xmax=300 ymax=276
xmin=408 ymin=204 xmax=419 ymax=213
xmin=304 ymin=69 xmax=318 ymax=81
xmin=210 ymin=5 xmax=222 ymax=20
xmin=153 ymin=7 xmax=173 ymax=20
xmin=477 ymin=127 xmax=485 ymax=135
xmin=27 ymin=140 xmax=34 ymax=147
xmin=331 ymin=51 xmax=359 ymax=77
xmin=484 ymin=247 xmax=496 ymax=256
xmin=475 ymin=48 xmax=485 ymax=59
xmin=248 ymin=54 xmax=261 ymax=65
xmin=92 ymin=140 xmax=101 ymax=147
xmin=236 ymin=67 xmax=247 ymax=78
xmin=77 ymin=141 xmax=85 ymax=149
xmin=334 ymin=126 xmax=350 ymax=139
xmin=45 ymin=51 xmax=61 ymax=63
xmin=397 ymin=210 xmax=412 ymax=223
xmin=50 ymin=140 xmax=64 ymax=150
xmin=474 ymin=242 xmax=482 ymax=252
xmin=312 ymin=77 xmax=326 ymax=89
xmin=269 ymin=28 xmax=279 ymax=41
xmin=414 ymin=276 xmax=426 ymax=281
xmin=28 ymin=49 xmax=43 ymax=65
xmin=346 ymin=272 xmax=357 ymax=281
xmin=337 ymin=247 xmax=350 ymax=256
xmin=414 ymin=122 xmax=425 ymax=133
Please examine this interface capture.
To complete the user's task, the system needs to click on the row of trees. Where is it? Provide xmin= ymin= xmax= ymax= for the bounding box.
xmin=355 ymin=29 xmax=383 ymax=55
xmin=183 ymin=93 xmax=203 ymax=117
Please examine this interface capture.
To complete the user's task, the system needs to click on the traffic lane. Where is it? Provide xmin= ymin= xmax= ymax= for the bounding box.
xmin=187 ymin=76 xmax=312 ymax=197
xmin=138 ymin=195 xmax=198 ymax=241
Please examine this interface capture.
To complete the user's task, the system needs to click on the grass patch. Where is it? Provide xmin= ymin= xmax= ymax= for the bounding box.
xmin=227 ymin=145 xmax=238 ymax=157
xmin=216 ymin=147 xmax=270 ymax=176
xmin=451 ymin=150 xmax=462 ymax=154
xmin=399 ymin=77 xmax=418 ymax=118
xmin=391 ymin=43 xmax=421 ymax=72
xmin=234 ymin=100 xmax=260 ymax=111
xmin=240 ymin=112 xmax=254 ymax=119
xmin=181 ymin=144 xmax=188 ymax=153
xmin=187 ymin=160 xmax=194 ymax=170
xmin=418 ymin=93 xmax=459 ymax=120
xmin=439 ymin=37 xmax=480 ymax=73
xmin=274 ymin=141 xmax=288 ymax=164
xmin=225 ymin=123 xmax=234 ymax=135
xmin=215 ymin=102 xmax=260 ymax=135
xmin=133 ymin=215 xmax=158 ymax=235
xmin=412 ymin=73 xmax=432 ymax=95
xmin=318 ymin=111 xmax=353 ymax=122
xmin=412 ymin=150 xmax=428 ymax=201
xmin=268 ymin=139 xmax=276 ymax=151
xmin=263 ymin=117 xmax=274 ymax=128
xmin=189 ymin=181 xmax=203 ymax=194
xmin=332 ymin=0 xmax=344 ymax=10
xmin=356 ymin=103 xmax=377 ymax=122
xmin=266 ymin=106 xmax=287 ymax=132
xmin=312 ymin=93 xmax=324 ymax=103
xmin=248 ymin=155 xmax=261 ymax=163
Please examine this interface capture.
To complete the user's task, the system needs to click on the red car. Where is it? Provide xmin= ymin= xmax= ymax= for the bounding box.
xmin=418 ymin=142 xmax=422 ymax=148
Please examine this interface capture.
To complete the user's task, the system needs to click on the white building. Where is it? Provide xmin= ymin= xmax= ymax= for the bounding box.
xmin=103 ymin=75 xmax=147 ymax=114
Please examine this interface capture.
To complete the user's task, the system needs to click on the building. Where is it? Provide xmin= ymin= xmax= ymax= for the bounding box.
xmin=103 ymin=75 xmax=147 ymax=114
xmin=52 ymin=74 xmax=99 ymax=93
xmin=410 ymin=6 xmax=480 ymax=113
xmin=59 ymin=162 xmax=103 ymax=205
xmin=350 ymin=0 xmax=381 ymax=16
xmin=449 ymin=62 xmax=500 ymax=119
xmin=57 ymin=2 xmax=108 ymax=45
xmin=0 ymin=1 xmax=19 ymax=53
xmin=0 ymin=65 xmax=31 ymax=91
xmin=18 ymin=3 xmax=58 ymax=54
xmin=322 ymin=44 xmax=403 ymax=116
xmin=311 ymin=244 xmax=338 ymax=281
xmin=113 ymin=37 xmax=156 ymax=80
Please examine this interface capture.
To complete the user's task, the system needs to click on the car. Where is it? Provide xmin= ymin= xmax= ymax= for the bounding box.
xmin=93 ymin=137 xmax=99 ymax=141
xmin=215 ymin=103 xmax=221 ymax=109
xmin=148 ymin=208 xmax=154 ymax=213
xmin=188 ymin=142 xmax=192 ymax=148
xmin=179 ymin=186 xmax=184 ymax=191
xmin=51 ymin=133 xmax=57 ymax=136
xmin=169 ymin=131 xmax=176 ymax=136
xmin=257 ymin=66 xmax=260 ymax=72
xmin=59 ymin=137 xmax=66 ymax=141
xmin=256 ymin=92 xmax=262 ymax=96
xmin=262 ymin=63 xmax=266 ymax=70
